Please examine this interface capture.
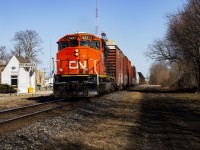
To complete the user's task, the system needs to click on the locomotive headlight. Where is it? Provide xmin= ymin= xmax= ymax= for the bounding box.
xmin=74 ymin=49 xmax=79 ymax=57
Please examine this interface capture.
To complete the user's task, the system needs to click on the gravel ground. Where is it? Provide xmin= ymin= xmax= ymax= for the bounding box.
xmin=0 ymin=90 xmax=200 ymax=150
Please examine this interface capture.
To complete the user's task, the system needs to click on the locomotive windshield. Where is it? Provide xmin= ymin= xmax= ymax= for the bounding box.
xmin=59 ymin=35 xmax=100 ymax=50
xmin=69 ymin=40 xmax=78 ymax=47
xmin=59 ymin=41 xmax=69 ymax=51
xmin=80 ymin=40 xmax=90 ymax=47
xmin=59 ymin=40 xmax=79 ymax=50
xmin=90 ymin=40 xmax=100 ymax=50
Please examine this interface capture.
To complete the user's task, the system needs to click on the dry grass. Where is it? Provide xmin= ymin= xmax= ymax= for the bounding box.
xmin=0 ymin=96 xmax=37 ymax=110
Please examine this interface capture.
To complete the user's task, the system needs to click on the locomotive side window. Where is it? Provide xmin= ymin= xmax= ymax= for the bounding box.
xmin=90 ymin=40 xmax=100 ymax=50
xmin=60 ymin=41 xmax=69 ymax=51
xmin=80 ymin=40 xmax=90 ymax=47
xmin=69 ymin=40 xmax=79 ymax=47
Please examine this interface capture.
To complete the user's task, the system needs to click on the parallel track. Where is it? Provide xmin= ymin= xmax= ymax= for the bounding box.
xmin=0 ymin=99 xmax=69 ymax=126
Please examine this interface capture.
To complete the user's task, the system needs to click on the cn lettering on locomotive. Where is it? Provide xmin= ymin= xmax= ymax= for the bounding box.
xmin=69 ymin=60 xmax=87 ymax=70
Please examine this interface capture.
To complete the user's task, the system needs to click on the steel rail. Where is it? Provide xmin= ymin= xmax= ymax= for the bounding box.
xmin=0 ymin=103 xmax=69 ymax=125
xmin=0 ymin=98 xmax=65 ymax=113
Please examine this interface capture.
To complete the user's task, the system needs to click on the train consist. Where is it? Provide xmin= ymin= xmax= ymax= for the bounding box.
xmin=53 ymin=32 xmax=138 ymax=98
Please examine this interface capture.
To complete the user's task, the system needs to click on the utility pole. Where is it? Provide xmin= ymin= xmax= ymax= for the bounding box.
xmin=52 ymin=57 xmax=55 ymax=75
xmin=42 ymin=68 xmax=48 ymax=77
xmin=50 ymin=38 xmax=52 ymax=78
xmin=41 ymin=68 xmax=48 ymax=88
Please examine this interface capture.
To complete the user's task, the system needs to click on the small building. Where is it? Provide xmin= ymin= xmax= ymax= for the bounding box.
xmin=1 ymin=56 xmax=36 ymax=93
xmin=36 ymin=70 xmax=45 ymax=88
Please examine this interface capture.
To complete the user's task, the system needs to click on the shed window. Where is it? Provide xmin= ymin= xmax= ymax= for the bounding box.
xmin=11 ymin=75 xmax=18 ymax=86
xmin=12 ymin=66 xmax=16 ymax=70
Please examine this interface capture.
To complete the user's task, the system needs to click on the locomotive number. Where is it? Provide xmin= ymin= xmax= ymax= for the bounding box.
xmin=82 ymin=35 xmax=91 ymax=40
xmin=67 ymin=36 xmax=77 ymax=40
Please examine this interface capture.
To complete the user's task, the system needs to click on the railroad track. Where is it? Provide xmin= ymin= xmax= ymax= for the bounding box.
xmin=0 ymin=99 xmax=71 ymax=131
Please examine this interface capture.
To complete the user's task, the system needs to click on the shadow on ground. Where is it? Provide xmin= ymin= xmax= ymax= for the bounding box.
xmin=126 ymin=92 xmax=200 ymax=150
xmin=26 ymin=95 xmax=58 ymax=103
xmin=129 ymin=85 xmax=198 ymax=93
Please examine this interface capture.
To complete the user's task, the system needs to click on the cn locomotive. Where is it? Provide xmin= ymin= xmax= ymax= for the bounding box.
xmin=53 ymin=32 xmax=136 ymax=98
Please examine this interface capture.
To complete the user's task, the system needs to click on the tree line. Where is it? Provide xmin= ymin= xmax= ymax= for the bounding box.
xmin=0 ymin=30 xmax=42 ymax=64
xmin=146 ymin=0 xmax=200 ymax=91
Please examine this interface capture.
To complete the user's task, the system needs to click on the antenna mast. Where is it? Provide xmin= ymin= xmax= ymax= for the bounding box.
xmin=95 ymin=0 xmax=98 ymax=35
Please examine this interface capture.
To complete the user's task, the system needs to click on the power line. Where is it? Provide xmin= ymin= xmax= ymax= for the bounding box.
xmin=95 ymin=0 xmax=98 ymax=35
xmin=50 ymin=37 xmax=52 ymax=77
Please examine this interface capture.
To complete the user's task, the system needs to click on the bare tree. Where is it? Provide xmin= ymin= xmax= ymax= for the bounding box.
xmin=10 ymin=44 xmax=22 ymax=57
xmin=12 ymin=30 xmax=43 ymax=63
xmin=166 ymin=0 xmax=200 ymax=90
xmin=145 ymin=39 xmax=181 ymax=63
xmin=0 ymin=46 xmax=12 ymax=63
xmin=146 ymin=0 xmax=200 ymax=90
xmin=149 ymin=62 xmax=170 ymax=86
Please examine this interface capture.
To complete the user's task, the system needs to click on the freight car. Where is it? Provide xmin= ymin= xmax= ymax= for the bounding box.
xmin=106 ymin=40 xmax=136 ymax=89
xmin=53 ymin=33 xmax=135 ymax=98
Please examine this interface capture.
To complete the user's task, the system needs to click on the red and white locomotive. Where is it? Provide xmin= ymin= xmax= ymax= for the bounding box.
xmin=53 ymin=32 xmax=136 ymax=98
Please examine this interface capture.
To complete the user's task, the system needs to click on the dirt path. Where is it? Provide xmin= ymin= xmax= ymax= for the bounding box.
xmin=0 ymin=91 xmax=199 ymax=149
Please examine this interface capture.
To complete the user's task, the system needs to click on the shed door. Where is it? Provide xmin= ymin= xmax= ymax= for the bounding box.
xmin=11 ymin=75 xmax=18 ymax=86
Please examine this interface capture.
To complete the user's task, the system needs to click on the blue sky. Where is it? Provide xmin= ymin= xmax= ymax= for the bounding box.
xmin=0 ymin=0 xmax=187 ymax=77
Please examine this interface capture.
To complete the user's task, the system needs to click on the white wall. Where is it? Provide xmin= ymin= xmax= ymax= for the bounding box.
xmin=2 ymin=56 xmax=19 ymax=85
xmin=18 ymin=67 xmax=29 ymax=93
xmin=18 ymin=67 xmax=36 ymax=93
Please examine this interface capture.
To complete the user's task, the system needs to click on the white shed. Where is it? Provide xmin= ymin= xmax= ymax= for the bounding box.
xmin=1 ymin=56 xmax=36 ymax=94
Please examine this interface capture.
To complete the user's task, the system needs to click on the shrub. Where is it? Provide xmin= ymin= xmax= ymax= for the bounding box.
xmin=0 ymin=84 xmax=17 ymax=93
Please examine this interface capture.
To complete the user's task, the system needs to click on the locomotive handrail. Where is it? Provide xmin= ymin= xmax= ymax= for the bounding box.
xmin=89 ymin=60 xmax=100 ymax=72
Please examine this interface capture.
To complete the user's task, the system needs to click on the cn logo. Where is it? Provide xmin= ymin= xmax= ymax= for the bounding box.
xmin=69 ymin=61 xmax=87 ymax=69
